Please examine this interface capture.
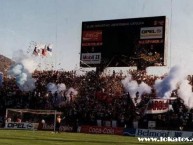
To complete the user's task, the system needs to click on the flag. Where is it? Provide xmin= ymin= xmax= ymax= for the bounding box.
xmin=47 ymin=45 xmax=52 ymax=56
xmin=42 ymin=45 xmax=47 ymax=56
xmin=33 ymin=46 xmax=40 ymax=56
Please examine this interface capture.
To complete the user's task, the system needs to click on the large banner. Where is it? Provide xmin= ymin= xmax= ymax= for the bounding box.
xmin=145 ymin=99 xmax=169 ymax=114
xmin=80 ymin=16 xmax=166 ymax=67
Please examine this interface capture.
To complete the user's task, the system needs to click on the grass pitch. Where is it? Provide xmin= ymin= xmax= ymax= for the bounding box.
xmin=0 ymin=130 xmax=190 ymax=145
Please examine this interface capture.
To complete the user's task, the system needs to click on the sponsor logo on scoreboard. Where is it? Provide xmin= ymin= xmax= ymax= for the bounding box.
xmin=82 ymin=30 xmax=102 ymax=42
xmin=81 ymin=53 xmax=101 ymax=64
xmin=140 ymin=27 xmax=163 ymax=39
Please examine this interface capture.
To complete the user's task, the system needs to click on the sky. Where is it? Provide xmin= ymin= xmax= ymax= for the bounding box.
xmin=1 ymin=0 xmax=193 ymax=74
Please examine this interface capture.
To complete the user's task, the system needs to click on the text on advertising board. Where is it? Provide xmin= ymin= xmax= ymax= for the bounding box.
xmin=81 ymin=53 xmax=101 ymax=64
xmin=140 ymin=27 xmax=163 ymax=39
xmin=82 ymin=31 xmax=102 ymax=42
xmin=80 ymin=126 xmax=123 ymax=135
xmin=5 ymin=122 xmax=33 ymax=130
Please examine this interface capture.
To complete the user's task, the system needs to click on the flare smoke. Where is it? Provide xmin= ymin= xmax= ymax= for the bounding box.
xmin=8 ymin=50 xmax=37 ymax=92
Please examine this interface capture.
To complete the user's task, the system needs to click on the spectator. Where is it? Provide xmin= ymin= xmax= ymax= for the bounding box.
xmin=55 ymin=115 xmax=62 ymax=133
xmin=0 ymin=69 xmax=192 ymax=131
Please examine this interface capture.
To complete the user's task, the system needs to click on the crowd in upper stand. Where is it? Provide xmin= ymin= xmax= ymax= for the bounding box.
xmin=0 ymin=69 xmax=193 ymax=131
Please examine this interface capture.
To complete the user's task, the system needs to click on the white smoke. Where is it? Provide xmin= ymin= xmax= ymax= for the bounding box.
xmin=121 ymin=74 xmax=132 ymax=90
xmin=154 ymin=65 xmax=188 ymax=98
xmin=47 ymin=83 xmax=66 ymax=94
xmin=17 ymin=72 xmax=27 ymax=85
xmin=138 ymin=82 xmax=152 ymax=97
xmin=12 ymin=49 xmax=26 ymax=62
xmin=9 ymin=64 xmax=23 ymax=76
xmin=22 ymin=78 xmax=36 ymax=92
xmin=178 ymin=80 xmax=191 ymax=106
xmin=122 ymin=75 xmax=152 ymax=105
xmin=177 ymin=80 xmax=193 ymax=109
xmin=21 ymin=58 xmax=37 ymax=73
xmin=47 ymin=83 xmax=57 ymax=94
xmin=152 ymin=65 xmax=193 ymax=108
xmin=57 ymin=83 xmax=66 ymax=92
xmin=126 ymin=80 xmax=138 ymax=99
xmin=8 ymin=50 xmax=37 ymax=92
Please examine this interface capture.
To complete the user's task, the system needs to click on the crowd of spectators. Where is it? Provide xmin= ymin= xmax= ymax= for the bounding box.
xmin=0 ymin=69 xmax=193 ymax=131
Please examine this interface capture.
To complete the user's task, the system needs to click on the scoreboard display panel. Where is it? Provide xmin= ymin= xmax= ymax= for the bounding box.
xmin=80 ymin=16 xmax=166 ymax=68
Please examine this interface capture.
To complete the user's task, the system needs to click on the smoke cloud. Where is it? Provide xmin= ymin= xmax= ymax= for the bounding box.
xmin=122 ymin=75 xmax=152 ymax=105
xmin=47 ymin=83 xmax=57 ymax=94
xmin=177 ymin=80 xmax=193 ymax=109
xmin=47 ymin=83 xmax=66 ymax=94
xmin=57 ymin=83 xmax=66 ymax=92
xmin=8 ymin=50 xmax=37 ymax=92
xmin=154 ymin=65 xmax=188 ymax=98
xmin=138 ymin=82 xmax=152 ymax=97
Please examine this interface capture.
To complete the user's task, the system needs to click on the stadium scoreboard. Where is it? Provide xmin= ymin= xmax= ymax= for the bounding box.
xmin=80 ymin=16 xmax=166 ymax=68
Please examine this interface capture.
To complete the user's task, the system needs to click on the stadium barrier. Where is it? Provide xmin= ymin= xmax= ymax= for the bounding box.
xmin=4 ymin=122 xmax=73 ymax=132
xmin=40 ymin=123 xmax=73 ymax=132
xmin=5 ymin=122 xmax=37 ymax=130
xmin=123 ymin=128 xmax=193 ymax=138
xmin=79 ymin=125 xmax=123 ymax=135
